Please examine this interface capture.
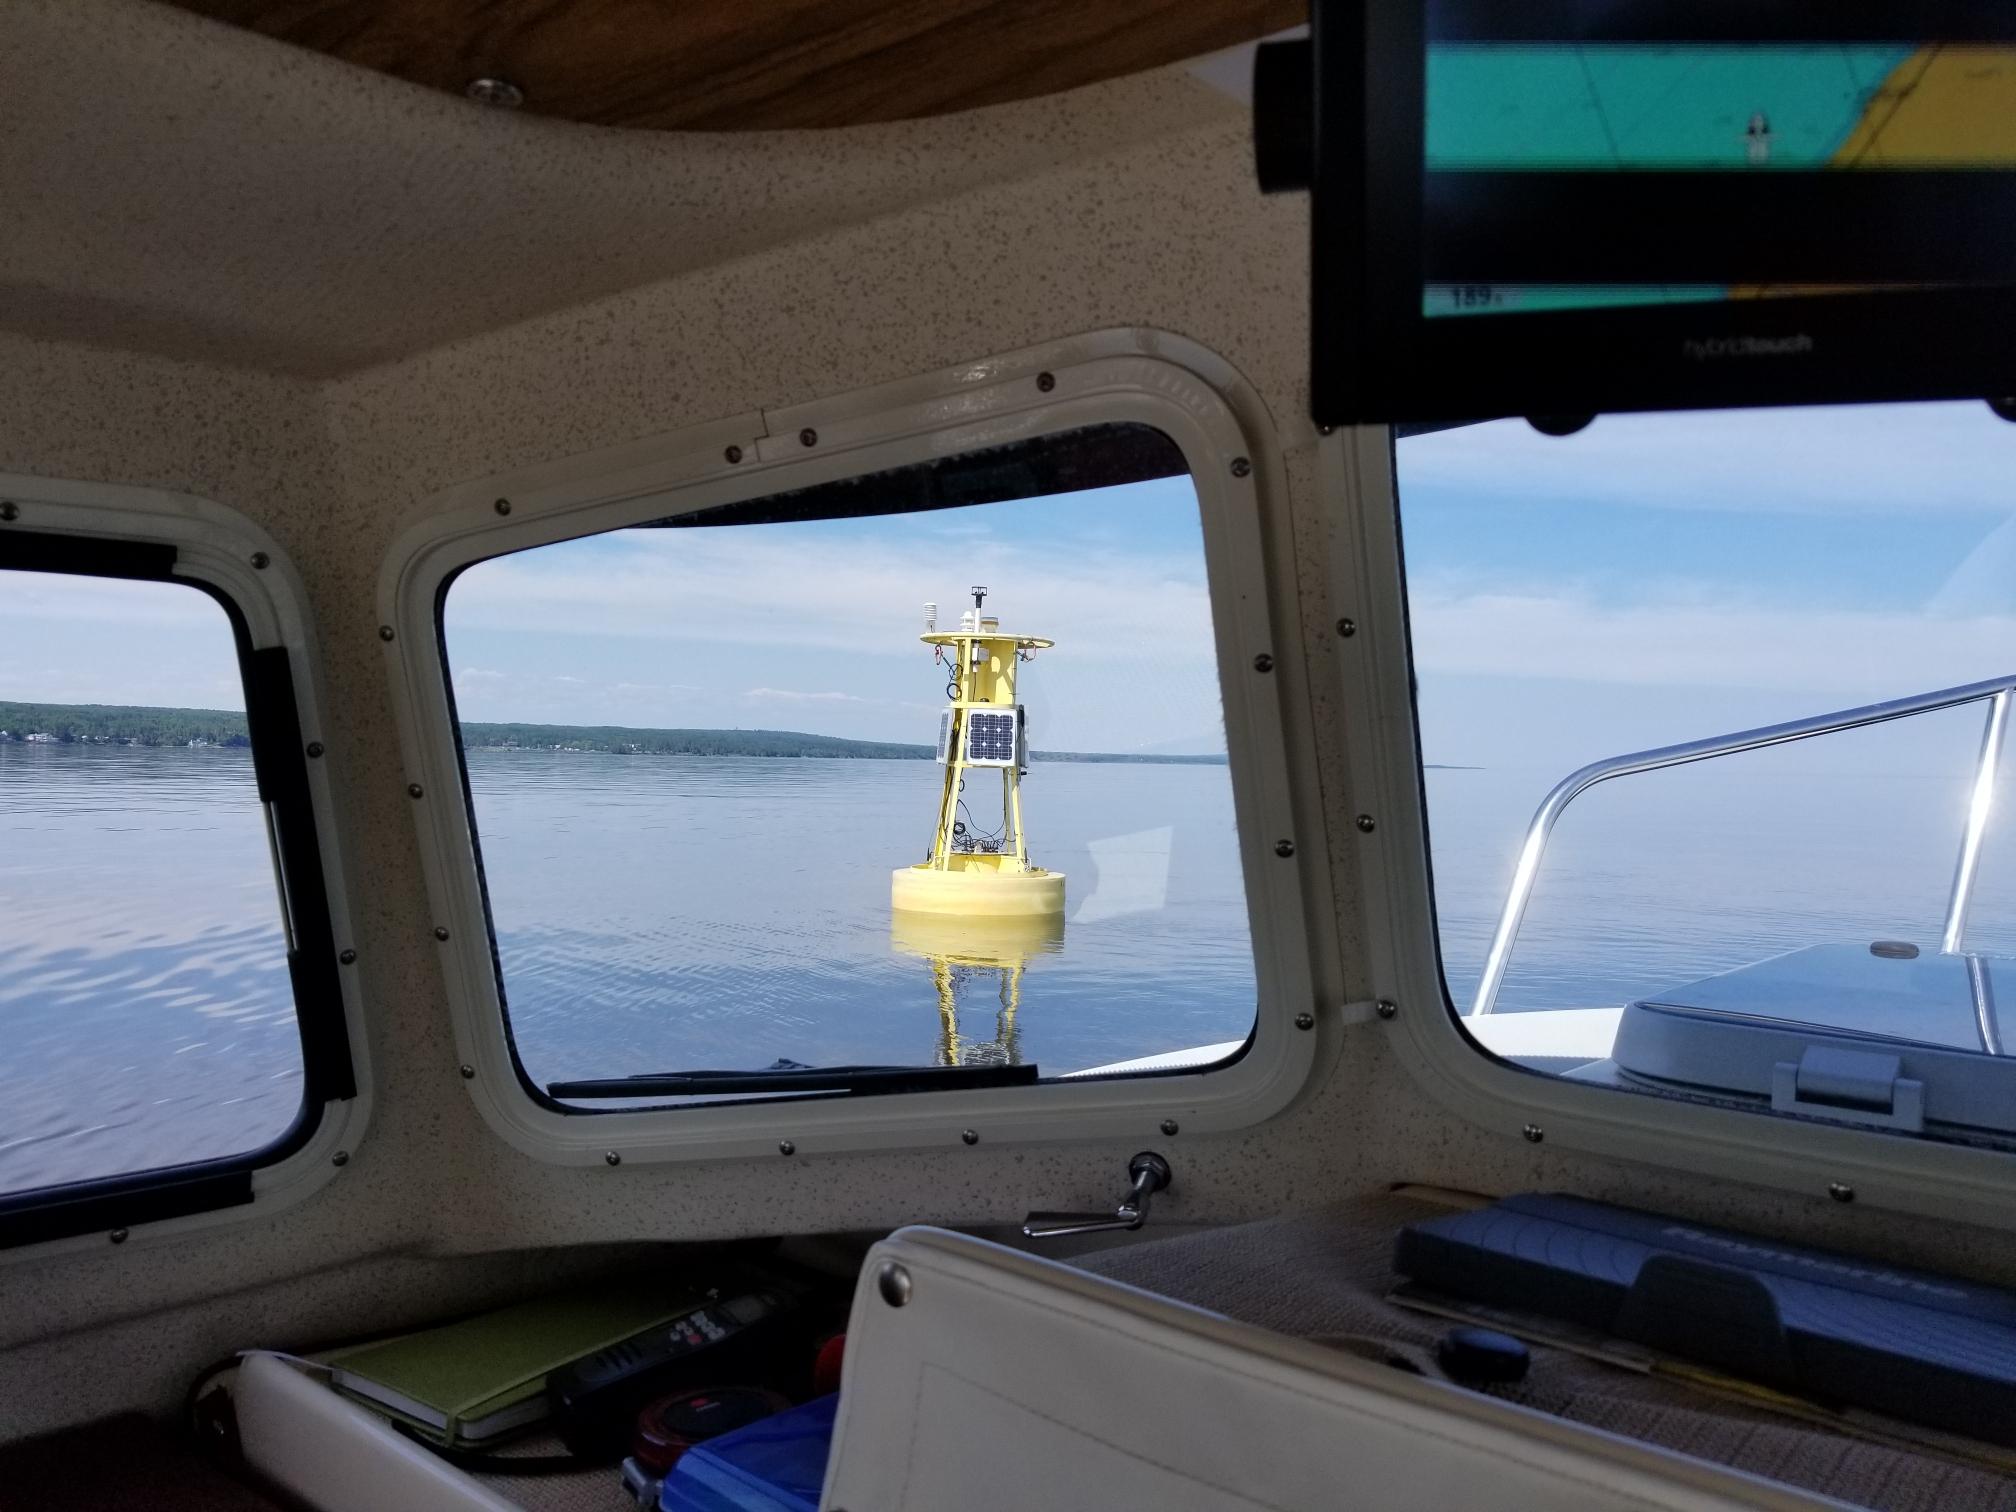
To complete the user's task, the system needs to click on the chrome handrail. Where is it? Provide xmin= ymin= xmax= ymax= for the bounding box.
xmin=1945 ymin=690 xmax=2013 ymax=954
xmin=1469 ymin=673 xmax=2016 ymax=1017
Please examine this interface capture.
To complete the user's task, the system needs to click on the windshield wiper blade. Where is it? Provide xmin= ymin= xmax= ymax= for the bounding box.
xmin=548 ymin=1062 xmax=1040 ymax=1100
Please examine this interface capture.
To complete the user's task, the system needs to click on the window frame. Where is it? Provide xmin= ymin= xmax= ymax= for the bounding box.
xmin=0 ymin=473 xmax=368 ymax=1255
xmin=379 ymin=330 xmax=1330 ymax=1166
xmin=1331 ymin=422 xmax=2016 ymax=1227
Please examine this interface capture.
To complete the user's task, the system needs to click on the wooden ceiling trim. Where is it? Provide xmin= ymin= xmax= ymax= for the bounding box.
xmin=162 ymin=0 xmax=1306 ymax=131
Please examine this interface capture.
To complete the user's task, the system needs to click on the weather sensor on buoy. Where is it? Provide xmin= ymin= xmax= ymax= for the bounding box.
xmin=891 ymin=587 xmax=1065 ymax=920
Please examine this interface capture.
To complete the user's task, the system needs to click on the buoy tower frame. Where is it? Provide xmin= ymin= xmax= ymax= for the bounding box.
xmin=890 ymin=587 xmax=1067 ymax=919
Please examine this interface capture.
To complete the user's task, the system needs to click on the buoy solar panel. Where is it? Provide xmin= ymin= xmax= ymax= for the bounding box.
xmin=964 ymin=710 xmax=1018 ymax=766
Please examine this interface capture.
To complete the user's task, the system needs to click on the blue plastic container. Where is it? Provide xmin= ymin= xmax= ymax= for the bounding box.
xmin=657 ymin=1393 xmax=838 ymax=1512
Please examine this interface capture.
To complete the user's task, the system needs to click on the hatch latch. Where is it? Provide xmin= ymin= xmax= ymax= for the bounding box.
xmin=1770 ymin=1046 xmax=1925 ymax=1132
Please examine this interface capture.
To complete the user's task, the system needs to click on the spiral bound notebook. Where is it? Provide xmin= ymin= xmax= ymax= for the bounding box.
xmin=1395 ymin=1192 xmax=2016 ymax=1446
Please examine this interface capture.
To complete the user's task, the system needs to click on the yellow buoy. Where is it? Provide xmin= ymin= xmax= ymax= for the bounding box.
xmin=891 ymin=587 xmax=1066 ymax=920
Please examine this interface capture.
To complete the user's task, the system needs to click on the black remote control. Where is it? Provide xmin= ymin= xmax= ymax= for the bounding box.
xmin=547 ymin=1278 xmax=807 ymax=1458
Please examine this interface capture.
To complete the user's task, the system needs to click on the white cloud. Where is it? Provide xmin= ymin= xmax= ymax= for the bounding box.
xmin=0 ymin=658 xmax=244 ymax=710
xmin=0 ymin=571 xmax=229 ymax=628
xmin=445 ymin=527 xmax=1214 ymax=665
xmin=0 ymin=571 xmax=246 ymax=708
xmin=1399 ymin=402 xmax=2016 ymax=516
xmin=744 ymin=687 xmax=869 ymax=704
xmin=435 ymin=482 xmax=1227 ymax=748
xmin=1410 ymin=582 xmax=2016 ymax=697
xmin=739 ymin=688 xmax=941 ymax=718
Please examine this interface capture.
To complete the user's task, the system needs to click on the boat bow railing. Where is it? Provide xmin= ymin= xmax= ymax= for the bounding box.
xmin=1470 ymin=673 xmax=2016 ymax=1018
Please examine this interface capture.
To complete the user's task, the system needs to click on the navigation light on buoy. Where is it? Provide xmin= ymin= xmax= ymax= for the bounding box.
xmin=890 ymin=590 xmax=1066 ymax=919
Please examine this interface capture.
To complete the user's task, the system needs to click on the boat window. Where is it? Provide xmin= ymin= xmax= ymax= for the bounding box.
xmin=0 ymin=564 xmax=316 ymax=1216
xmin=1395 ymin=402 xmax=2016 ymax=1144
xmin=438 ymin=424 xmax=1257 ymax=1108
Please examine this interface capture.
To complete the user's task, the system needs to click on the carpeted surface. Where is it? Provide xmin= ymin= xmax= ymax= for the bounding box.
xmin=472 ymin=1466 xmax=632 ymax=1512
xmin=1074 ymin=1192 xmax=2016 ymax=1512
xmin=472 ymin=1432 xmax=635 ymax=1511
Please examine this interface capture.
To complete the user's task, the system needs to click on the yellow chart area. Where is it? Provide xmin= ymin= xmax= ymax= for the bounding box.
xmin=1837 ymin=47 xmax=2016 ymax=167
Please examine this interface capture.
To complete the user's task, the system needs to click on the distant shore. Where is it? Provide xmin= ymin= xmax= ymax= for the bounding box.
xmin=0 ymin=701 xmax=1229 ymax=765
xmin=0 ymin=701 xmax=251 ymax=749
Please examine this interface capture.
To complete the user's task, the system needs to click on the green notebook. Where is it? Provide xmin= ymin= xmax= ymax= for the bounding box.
xmin=320 ymin=1277 xmax=700 ymax=1448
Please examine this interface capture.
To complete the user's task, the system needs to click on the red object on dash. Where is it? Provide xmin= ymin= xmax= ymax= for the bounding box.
xmin=633 ymin=1386 xmax=792 ymax=1474
xmin=811 ymin=1334 xmax=846 ymax=1397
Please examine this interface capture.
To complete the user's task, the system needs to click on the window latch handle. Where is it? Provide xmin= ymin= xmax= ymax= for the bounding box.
xmin=1022 ymin=1151 xmax=1172 ymax=1240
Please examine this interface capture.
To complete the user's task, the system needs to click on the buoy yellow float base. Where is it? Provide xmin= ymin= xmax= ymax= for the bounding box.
xmin=891 ymin=858 xmax=1066 ymax=919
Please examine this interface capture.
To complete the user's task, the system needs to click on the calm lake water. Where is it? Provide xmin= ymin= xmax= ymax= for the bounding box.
xmin=465 ymin=751 xmax=1254 ymax=1092
xmin=7 ymin=738 xmax=2015 ymax=1192
xmin=0 ymin=744 xmax=301 ymax=1194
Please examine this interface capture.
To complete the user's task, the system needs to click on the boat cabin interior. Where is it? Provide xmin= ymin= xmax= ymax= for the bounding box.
xmin=8 ymin=2 xmax=2016 ymax=1508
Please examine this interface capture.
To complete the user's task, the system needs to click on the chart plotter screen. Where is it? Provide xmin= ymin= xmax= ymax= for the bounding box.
xmin=1421 ymin=39 xmax=2016 ymax=318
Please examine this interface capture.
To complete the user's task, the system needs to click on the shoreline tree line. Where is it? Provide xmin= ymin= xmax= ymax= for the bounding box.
xmin=0 ymin=702 xmax=1227 ymax=764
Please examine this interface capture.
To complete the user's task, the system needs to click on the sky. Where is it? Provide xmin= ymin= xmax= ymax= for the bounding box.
xmin=442 ymin=476 xmax=1226 ymax=755
xmin=1398 ymin=399 xmax=2016 ymax=774
xmin=0 ymin=476 xmax=1228 ymax=755
xmin=9 ymin=400 xmax=2016 ymax=771
xmin=0 ymin=571 xmax=247 ymax=712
